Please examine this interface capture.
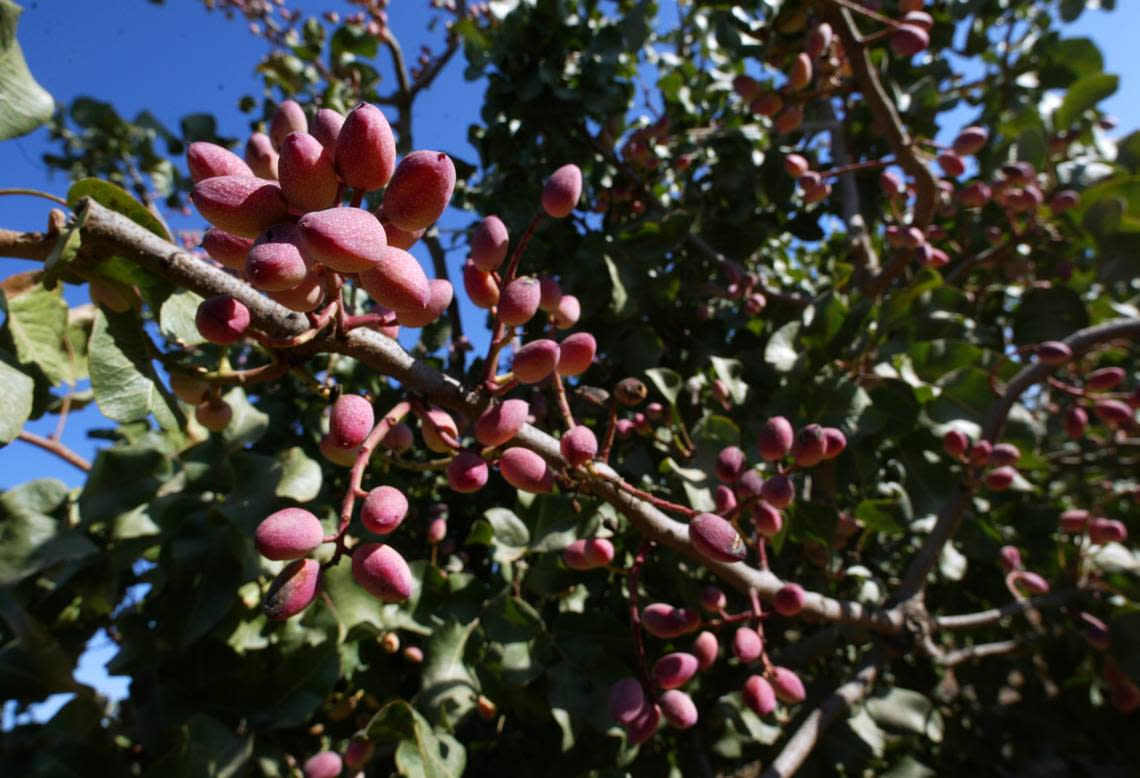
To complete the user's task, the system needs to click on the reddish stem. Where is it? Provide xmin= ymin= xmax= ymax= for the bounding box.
xmin=343 ymin=312 xmax=397 ymax=331
xmin=627 ymin=541 xmax=655 ymax=694
xmin=613 ymin=479 xmax=699 ymax=519
xmin=820 ymin=157 xmax=893 ymax=179
xmin=326 ymin=400 xmax=412 ymax=565
xmin=599 ymin=398 xmax=620 ymax=463
xmin=481 ymin=211 xmax=545 ymax=384
xmin=552 ymin=374 xmax=575 ymax=429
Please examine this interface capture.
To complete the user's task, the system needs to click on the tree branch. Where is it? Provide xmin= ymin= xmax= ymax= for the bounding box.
xmin=895 ymin=315 xmax=1140 ymax=600
xmin=823 ymin=3 xmax=937 ymax=231
xmin=17 ymin=431 xmax=92 ymax=472
xmin=41 ymin=199 xmax=905 ymax=633
xmin=0 ymin=228 xmax=54 ymax=261
xmin=935 ymin=589 xmax=1076 ymax=631
xmin=937 ymin=638 xmax=1022 ymax=667
xmin=760 ymin=651 xmax=882 ymax=778
xmin=820 ymin=99 xmax=879 ymax=278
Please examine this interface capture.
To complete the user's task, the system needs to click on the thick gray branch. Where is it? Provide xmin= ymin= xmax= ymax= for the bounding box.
xmin=54 ymin=199 xmax=904 ymax=632
xmin=760 ymin=652 xmax=882 ymax=778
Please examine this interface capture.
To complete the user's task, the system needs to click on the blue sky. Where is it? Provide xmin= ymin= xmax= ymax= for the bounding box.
xmin=0 ymin=0 xmax=1137 ymax=725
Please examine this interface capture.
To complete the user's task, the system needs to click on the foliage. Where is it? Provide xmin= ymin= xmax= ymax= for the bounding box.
xmin=1 ymin=0 xmax=1139 ymax=777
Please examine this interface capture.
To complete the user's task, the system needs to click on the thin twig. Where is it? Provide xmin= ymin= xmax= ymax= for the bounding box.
xmin=17 ymin=431 xmax=91 ymax=472
xmin=894 ymin=318 xmax=1140 ymax=600
xmin=0 ymin=188 xmax=68 ymax=206
xmin=935 ymin=590 xmax=1076 ymax=631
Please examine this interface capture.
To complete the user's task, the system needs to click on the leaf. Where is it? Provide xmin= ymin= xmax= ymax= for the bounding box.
xmin=142 ymin=714 xmax=253 ymax=778
xmin=1055 ymin=72 xmax=1118 ymax=130
xmin=274 ymin=447 xmax=322 ymax=502
xmin=765 ymin=321 xmax=801 ymax=372
xmin=484 ymin=507 xmax=530 ymax=548
xmin=158 ymin=290 xmax=206 ymax=346
xmin=248 ymin=641 xmax=340 ymax=728
xmin=481 ymin=593 xmax=545 ymax=686
xmin=1011 ymin=287 xmax=1089 ymax=346
xmin=3 ymin=281 xmax=70 ymax=384
xmin=219 ymin=386 xmax=268 ymax=449
xmin=418 ymin=619 xmax=479 ymax=722
xmin=603 ymin=254 xmax=629 ymax=316
xmin=0 ymin=349 xmax=33 ymax=444
xmin=0 ymin=0 xmax=53 ymax=140
xmin=527 ymin=495 xmax=595 ymax=552
xmin=866 ymin=688 xmax=944 ymax=742
xmin=68 ymin=178 xmax=170 ymax=240
xmin=644 ymin=367 xmax=683 ymax=405
xmin=88 ymin=308 xmax=181 ymax=430
xmin=854 ymin=499 xmax=907 ymax=536
xmin=367 ymin=699 xmax=467 ymax=778
xmin=0 ymin=478 xmax=87 ymax=585
xmin=710 ymin=356 xmax=747 ymax=404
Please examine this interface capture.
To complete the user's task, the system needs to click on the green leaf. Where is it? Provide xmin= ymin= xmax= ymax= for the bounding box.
xmin=88 ymin=308 xmax=181 ymax=430
xmin=68 ymin=178 xmax=170 ymax=240
xmin=765 ymin=321 xmax=801 ymax=372
xmin=142 ymin=714 xmax=253 ymax=778
xmin=527 ymin=495 xmax=595 ymax=552
xmin=644 ymin=367 xmax=682 ymax=405
xmin=866 ymin=688 xmax=944 ymax=742
xmin=3 ymin=281 xmax=70 ymax=384
xmin=0 ymin=0 xmax=53 ymax=140
xmin=1012 ymin=287 xmax=1089 ymax=346
xmin=484 ymin=507 xmax=530 ymax=548
xmin=367 ymin=699 xmax=467 ymax=778
xmin=248 ymin=641 xmax=340 ymax=728
xmin=1055 ymin=72 xmax=1118 ymax=130
xmin=603 ymin=254 xmax=629 ymax=316
xmin=158 ymin=289 xmax=206 ymax=346
xmin=418 ymin=619 xmax=479 ymax=722
xmin=219 ymin=386 xmax=268 ymax=449
xmin=481 ymin=593 xmax=545 ymax=686
xmin=710 ymin=356 xmax=747 ymax=404
xmin=274 ymin=447 xmax=322 ymax=502
xmin=0 ymin=349 xmax=33 ymax=444
xmin=854 ymin=499 xmax=907 ymax=536
xmin=0 ymin=478 xmax=87 ymax=585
